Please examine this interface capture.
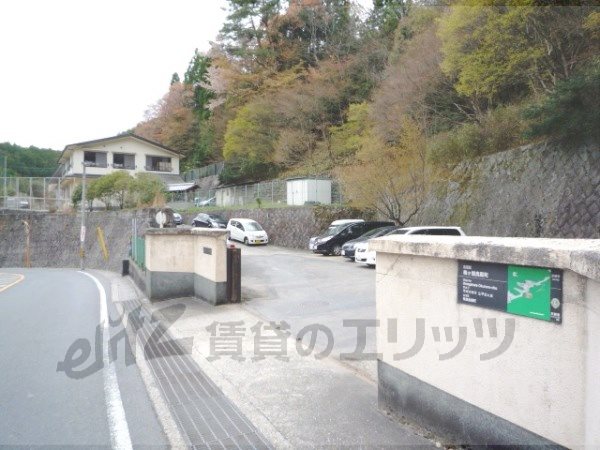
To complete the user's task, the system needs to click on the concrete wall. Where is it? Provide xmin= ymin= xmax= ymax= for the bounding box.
xmin=182 ymin=206 xmax=361 ymax=249
xmin=0 ymin=209 xmax=150 ymax=272
xmin=1 ymin=141 xmax=598 ymax=269
xmin=371 ymin=235 xmax=600 ymax=447
xmin=140 ymin=228 xmax=229 ymax=304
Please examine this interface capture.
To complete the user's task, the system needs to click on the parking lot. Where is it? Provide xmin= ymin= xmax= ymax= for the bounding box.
xmin=238 ymin=243 xmax=378 ymax=380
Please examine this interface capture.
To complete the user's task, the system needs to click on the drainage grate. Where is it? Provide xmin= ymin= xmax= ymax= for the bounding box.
xmin=120 ymin=300 xmax=271 ymax=449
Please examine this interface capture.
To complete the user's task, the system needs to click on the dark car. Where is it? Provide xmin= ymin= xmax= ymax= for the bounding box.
xmin=311 ymin=221 xmax=394 ymax=256
xmin=173 ymin=212 xmax=183 ymax=225
xmin=192 ymin=213 xmax=227 ymax=228
xmin=341 ymin=225 xmax=397 ymax=259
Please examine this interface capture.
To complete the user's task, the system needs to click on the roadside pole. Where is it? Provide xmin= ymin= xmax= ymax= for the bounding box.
xmin=80 ymin=163 xmax=87 ymax=270
xmin=3 ymin=155 xmax=7 ymax=206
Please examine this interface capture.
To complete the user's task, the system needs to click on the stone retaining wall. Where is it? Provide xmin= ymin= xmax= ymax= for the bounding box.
xmin=1 ymin=141 xmax=598 ymax=270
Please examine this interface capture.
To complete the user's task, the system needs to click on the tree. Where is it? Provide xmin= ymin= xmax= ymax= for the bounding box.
xmin=524 ymin=60 xmax=600 ymax=143
xmin=372 ymin=20 xmax=443 ymax=144
xmin=0 ymin=143 xmax=59 ymax=177
xmin=438 ymin=2 xmax=597 ymax=109
xmin=170 ymin=72 xmax=181 ymax=85
xmin=134 ymin=82 xmax=197 ymax=155
xmin=220 ymin=0 xmax=282 ymax=69
xmin=339 ymin=115 xmax=426 ymax=225
xmin=132 ymin=173 xmax=165 ymax=206
xmin=222 ymin=99 xmax=279 ymax=173
xmin=183 ymin=50 xmax=217 ymax=167
xmin=369 ymin=0 xmax=410 ymax=38
xmin=184 ymin=50 xmax=215 ymax=122
xmin=87 ymin=171 xmax=133 ymax=210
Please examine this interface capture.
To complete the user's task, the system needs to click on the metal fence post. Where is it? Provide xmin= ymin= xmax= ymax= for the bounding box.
xmin=227 ymin=247 xmax=241 ymax=303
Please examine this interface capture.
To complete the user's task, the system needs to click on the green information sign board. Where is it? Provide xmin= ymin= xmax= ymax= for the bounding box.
xmin=507 ymin=265 xmax=552 ymax=321
xmin=458 ymin=261 xmax=562 ymax=324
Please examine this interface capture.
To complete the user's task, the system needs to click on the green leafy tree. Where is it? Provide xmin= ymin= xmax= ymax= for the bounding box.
xmin=369 ymin=0 xmax=410 ymax=38
xmin=220 ymin=0 xmax=282 ymax=69
xmin=524 ymin=61 xmax=600 ymax=143
xmin=184 ymin=50 xmax=215 ymax=121
xmin=170 ymin=72 xmax=180 ymax=85
xmin=183 ymin=50 xmax=216 ymax=168
xmin=71 ymin=182 xmax=95 ymax=209
xmin=87 ymin=171 xmax=133 ymax=210
xmin=438 ymin=2 xmax=597 ymax=109
xmin=132 ymin=173 xmax=165 ymax=206
xmin=223 ymin=99 xmax=279 ymax=174
xmin=0 ymin=143 xmax=59 ymax=177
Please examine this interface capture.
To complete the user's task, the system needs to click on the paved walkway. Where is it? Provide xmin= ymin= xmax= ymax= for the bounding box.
xmin=104 ymin=269 xmax=436 ymax=448
xmin=104 ymin=271 xmax=271 ymax=449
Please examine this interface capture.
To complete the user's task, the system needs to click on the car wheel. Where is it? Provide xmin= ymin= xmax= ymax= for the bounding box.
xmin=332 ymin=245 xmax=342 ymax=256
xmin=244 ymin=237 xmax=249 ymax=245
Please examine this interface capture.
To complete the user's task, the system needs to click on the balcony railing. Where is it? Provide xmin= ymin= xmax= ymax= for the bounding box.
xmin=145 ymin=163 xmax=172 ymax=172
xmin=112 ymin=163 xmax=136 ymax=170
xmin=84 ymin=162 xmax=108 ymax=168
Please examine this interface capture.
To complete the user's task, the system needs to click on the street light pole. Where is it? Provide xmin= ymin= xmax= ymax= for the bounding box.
xmin=80 ymin=162 xmax=87 ymax=270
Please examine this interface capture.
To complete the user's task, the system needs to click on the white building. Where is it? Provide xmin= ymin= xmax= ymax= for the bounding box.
xmin=286 ymin=177 xmax=332 ymax=205
xmin=54 ymin=134 xmax=185 ymax=201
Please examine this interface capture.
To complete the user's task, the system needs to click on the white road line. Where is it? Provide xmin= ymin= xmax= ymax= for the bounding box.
xmin=79 ymin=271 xmax=133 ymax=450
xmin=0 ymin=273 xmax=25 ymax=292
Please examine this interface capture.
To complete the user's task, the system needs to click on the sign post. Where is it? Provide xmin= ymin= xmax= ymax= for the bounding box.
xmin=80 ymin=162 xmax=87 ymax=270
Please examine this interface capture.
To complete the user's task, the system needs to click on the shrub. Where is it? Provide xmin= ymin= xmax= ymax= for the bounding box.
xmin=427 ymin=105 xmax=526 ymax=166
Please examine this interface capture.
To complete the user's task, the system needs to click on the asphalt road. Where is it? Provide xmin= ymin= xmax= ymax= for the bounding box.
xmin=240 ymin=245 xmax=378 ymax=367
xmin=0 ymin=268 xmax=167 ymax=448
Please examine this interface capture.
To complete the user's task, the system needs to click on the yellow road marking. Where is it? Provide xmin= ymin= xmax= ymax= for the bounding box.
xmin=0 ymin=273 xmax=25 ymax=293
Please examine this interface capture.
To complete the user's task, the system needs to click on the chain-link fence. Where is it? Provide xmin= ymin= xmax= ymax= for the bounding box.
xmin=0 ymin=177 xmax=71 ymax=211
xmin=167 ymin=177 xmax=344 ymax=209
xmin=181 ymin=162 xmax=225 ymax=182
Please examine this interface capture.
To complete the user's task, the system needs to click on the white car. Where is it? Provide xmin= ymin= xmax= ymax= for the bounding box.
xmin=356 ymin=226 xmax=466 ymax=267
xmin=227 ymin=218 xmax=269 ymax=245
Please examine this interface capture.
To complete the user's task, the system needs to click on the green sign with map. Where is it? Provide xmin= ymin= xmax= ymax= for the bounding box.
xmin=507 ymin=266 xmax=552 ymax=320
xmin=458 ymin=261 xmax=563 ymax=323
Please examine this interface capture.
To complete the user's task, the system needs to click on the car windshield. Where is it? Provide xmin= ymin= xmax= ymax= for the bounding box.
xmin=369 ymin=227 xmax=397 ymax=238
xmin=324 ymin=225 xmax=346 ymax=236
xmin=387 ymin=229 xmax=408 ymax=235
xmin=244 ymin=222 xmax=263 ymax=231
xmin=357 ymin=228 xmax=383 ymax=239
xmin=209 ymin=215 xmax=227 ymax=224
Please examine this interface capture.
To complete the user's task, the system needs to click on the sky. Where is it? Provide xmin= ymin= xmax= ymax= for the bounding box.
xmin=0 ymin=0 xmax=228 ymax=151
xmin=0 ymin=0 xmax=372 ymax=151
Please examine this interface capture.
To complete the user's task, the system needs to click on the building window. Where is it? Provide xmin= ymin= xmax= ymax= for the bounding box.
xmin=83 ymin=151 xmax=107 ymax=168
xmin=113 ymin=153 xmax=135 ymax=170
xmin=145 ymin=156 xmax=172 ymax=172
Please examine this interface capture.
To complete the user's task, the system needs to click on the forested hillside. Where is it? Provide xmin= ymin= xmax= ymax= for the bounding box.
xmin=0 ymin=142 xmax=59 ymax=177
xmin=134 ymin=0 xmax=599 ymax=223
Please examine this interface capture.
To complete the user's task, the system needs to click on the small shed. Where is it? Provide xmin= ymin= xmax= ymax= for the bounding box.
xmin=215 ymin=184 xmax=245 ymax=207
xmin=286 ymin=177 xmax=332 ymax=206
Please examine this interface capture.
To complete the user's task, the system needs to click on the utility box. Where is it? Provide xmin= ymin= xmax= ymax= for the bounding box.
xmin=286 ymin=177 xmax=332 ymax=206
